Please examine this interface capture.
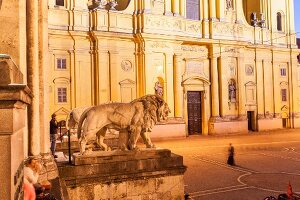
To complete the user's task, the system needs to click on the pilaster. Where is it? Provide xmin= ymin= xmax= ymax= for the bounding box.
xmin=210 ymin=56 xmax=220 ymax=117
xmin=174 ymin=54 xmax=184 ymax=118
xmin=237 ymin=56 xmax=246 ymax=119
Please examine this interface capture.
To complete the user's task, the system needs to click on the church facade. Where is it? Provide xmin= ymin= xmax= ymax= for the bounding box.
xmin=48 ymin=0 xmax=300 ymax=137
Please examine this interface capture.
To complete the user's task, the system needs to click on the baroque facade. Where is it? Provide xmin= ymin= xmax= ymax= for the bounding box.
xmin=48 ymin=0 xmax=300 ymax=136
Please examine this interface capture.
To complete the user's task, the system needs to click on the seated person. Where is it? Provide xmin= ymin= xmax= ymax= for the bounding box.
xmin=24 ymin=157 xmax=56 ymax=200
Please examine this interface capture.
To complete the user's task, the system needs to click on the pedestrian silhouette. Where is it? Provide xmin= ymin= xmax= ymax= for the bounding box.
xmin=227 ymin=143 xmax=235 ymax=166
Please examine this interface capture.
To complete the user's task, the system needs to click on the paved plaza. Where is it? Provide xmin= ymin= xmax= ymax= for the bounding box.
xmin=152 ymin=129 xmax=300 ymax=200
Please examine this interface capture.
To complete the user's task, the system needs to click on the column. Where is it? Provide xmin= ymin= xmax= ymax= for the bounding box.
xmin=27 ymin=0 xmax=40 ymax=156
xmin=202 ymin=0 xmax=209 ymax=38
xmin=208 ymin=0 xmax=216 ymax=20
xmin=203 ymin=0 xmax=208 ymax=19
xmin=174 ymin=54 xmax=183 ymax=118
xmin=211 ymin=56 xmax=220 ymax=117
xmin=38 ymin=0 xmax=50 ymax=154
xmin=180 ymin=0 xmax=186 ymax=17
xmin=164 ymin=0 xmax=172 ymax=15
xmin=172 ymin=0 xmax=180 ymax=16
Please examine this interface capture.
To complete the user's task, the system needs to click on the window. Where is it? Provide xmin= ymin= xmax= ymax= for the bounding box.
xmin=55 ymin=0 xmax=64 ymax=6
xmin=57 ymin=58 xmax=66 ymax=69
xmin=277 ymin=12 xmax=282 ymax=31
xmin=297 ymin=55 xmax=300 ymax=64
xmin=57 ymin=88 xmax=67 ymax=103
xmin=281 ymin=89 xmax=287 ymax=101
xmin=280 ymin=68 xmax=286 ymax=76
xmin=186 ymin=0 xmax=200 ymax=20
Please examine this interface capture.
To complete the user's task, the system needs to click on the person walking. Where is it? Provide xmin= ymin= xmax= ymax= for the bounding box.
xmin=50 ymin=114 xmax=58 ymax=158
xmin=227 ymin=143 xmax=235 ymax=166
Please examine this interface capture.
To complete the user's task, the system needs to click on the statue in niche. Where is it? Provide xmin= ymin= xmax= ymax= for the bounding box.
xmin=228 ymin=80 xmax=236 ymax=102
xmin=154 ymin=81 xmax=163 ymax=97
xmin=226 ymin=0 xmax=233 ymax=10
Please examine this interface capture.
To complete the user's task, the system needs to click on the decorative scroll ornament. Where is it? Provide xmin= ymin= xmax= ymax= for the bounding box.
xmin=87 ymin=0 xmax=118 ymax=10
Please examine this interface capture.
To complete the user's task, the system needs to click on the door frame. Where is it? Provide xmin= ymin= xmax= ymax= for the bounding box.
xmin=187 ymin=91 xmax=202 ymax=135
xmin=182 ymin=76 xmax=211 ymax=136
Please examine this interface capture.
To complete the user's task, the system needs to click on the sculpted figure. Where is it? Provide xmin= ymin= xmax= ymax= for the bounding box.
xmin=154 ymin=81 xmax=163 ymax=97
xmin=77 ymin=95 xmax=170 ymax=154
xmin=226 ymin=0 xmax=233 ymax=9
xmin=228 ymin=80 xmax=236 ymax=101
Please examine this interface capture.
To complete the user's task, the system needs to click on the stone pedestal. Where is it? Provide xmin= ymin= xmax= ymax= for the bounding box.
xmin=58 ymin=148 xmax=186 ymax=200
xmin=0 ymin=55 xmax=32 ymax=200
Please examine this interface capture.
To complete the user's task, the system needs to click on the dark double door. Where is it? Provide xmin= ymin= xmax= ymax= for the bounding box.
xmin=187 ymin=91 xmax=202 ymax=135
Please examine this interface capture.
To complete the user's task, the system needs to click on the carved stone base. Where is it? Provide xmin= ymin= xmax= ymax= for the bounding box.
xmin=39 ymin=153 xmax=59 ymax=182
xmin=209 ymin=119 xmax=248 ymax=135
xmin=58 ymin=149 xmax=186 ymax=200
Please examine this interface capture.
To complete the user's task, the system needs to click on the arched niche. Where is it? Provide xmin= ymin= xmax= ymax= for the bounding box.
xmin=242 ymin=0 xmax=261 ymax=26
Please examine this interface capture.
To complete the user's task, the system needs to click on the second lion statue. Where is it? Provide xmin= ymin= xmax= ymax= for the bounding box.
xmin=77 ymin=95 xmax=170 ymax=154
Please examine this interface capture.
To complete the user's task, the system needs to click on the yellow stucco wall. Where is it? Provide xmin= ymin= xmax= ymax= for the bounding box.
xmin=48 ymin=0 xmax=300 ymax=136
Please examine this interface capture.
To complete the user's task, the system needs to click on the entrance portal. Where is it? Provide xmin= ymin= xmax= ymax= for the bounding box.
xmin=247 ymin=111 xmax=255 ymax=131
xmin=187 ymin=91 xmax=202 ymax=135
xmin=282 ymin=118 xmax=287 ymax=128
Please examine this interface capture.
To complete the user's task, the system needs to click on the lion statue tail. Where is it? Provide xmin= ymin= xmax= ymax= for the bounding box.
xmin=77 ymin=106 xmax=94 ymax=139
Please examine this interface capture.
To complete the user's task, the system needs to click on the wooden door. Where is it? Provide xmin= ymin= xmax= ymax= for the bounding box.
xmin=187 ymin=91 xmax=202 ymax=135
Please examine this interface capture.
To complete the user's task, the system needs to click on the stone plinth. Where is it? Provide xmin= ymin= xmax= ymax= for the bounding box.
xmin=58 ymin=148 xmax=186 ymax=200
xmin=0 ymin=54 xmax=23 ymax=85
xmin=0 ymin=56 xmax=32 ymax=200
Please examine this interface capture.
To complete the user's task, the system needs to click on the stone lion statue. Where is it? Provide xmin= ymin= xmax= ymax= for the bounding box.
xmin=77 ymin=95 xmax=170 ymax=154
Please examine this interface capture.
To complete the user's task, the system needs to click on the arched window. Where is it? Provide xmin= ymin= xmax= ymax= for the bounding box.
xmin=186 ymin=0 xmax=200 ymax=20
xmin=277 ymin=12 xmax=282 ymax=31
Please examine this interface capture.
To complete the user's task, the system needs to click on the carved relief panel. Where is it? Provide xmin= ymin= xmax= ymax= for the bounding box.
xmin=245 ymin=64 xmax=254 ymax=76
xmin=186 ymin=61 xmax=205 ymax=76
xmin=245 ymin=81 xmax=256 ymax=105
xmin=121 ymin=60 xmax=133 ymax=72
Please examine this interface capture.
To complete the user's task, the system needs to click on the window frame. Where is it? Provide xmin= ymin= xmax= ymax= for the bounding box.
xmin=277 ymin=12 xmax=283 ymax=32
xmin=280 ymin=68 xmax=287 ymax=76
xmin=57 ymin=87 xmax=67 ymax=103
xmin=281 ymin=88 xmax=287 ymax=102
xmin=56 ymin=58 xmax=67 ymax=70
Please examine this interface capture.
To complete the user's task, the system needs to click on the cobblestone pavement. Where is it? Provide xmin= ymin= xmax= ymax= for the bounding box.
xmin=152 ymin=129 xmax=300 ymax=200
